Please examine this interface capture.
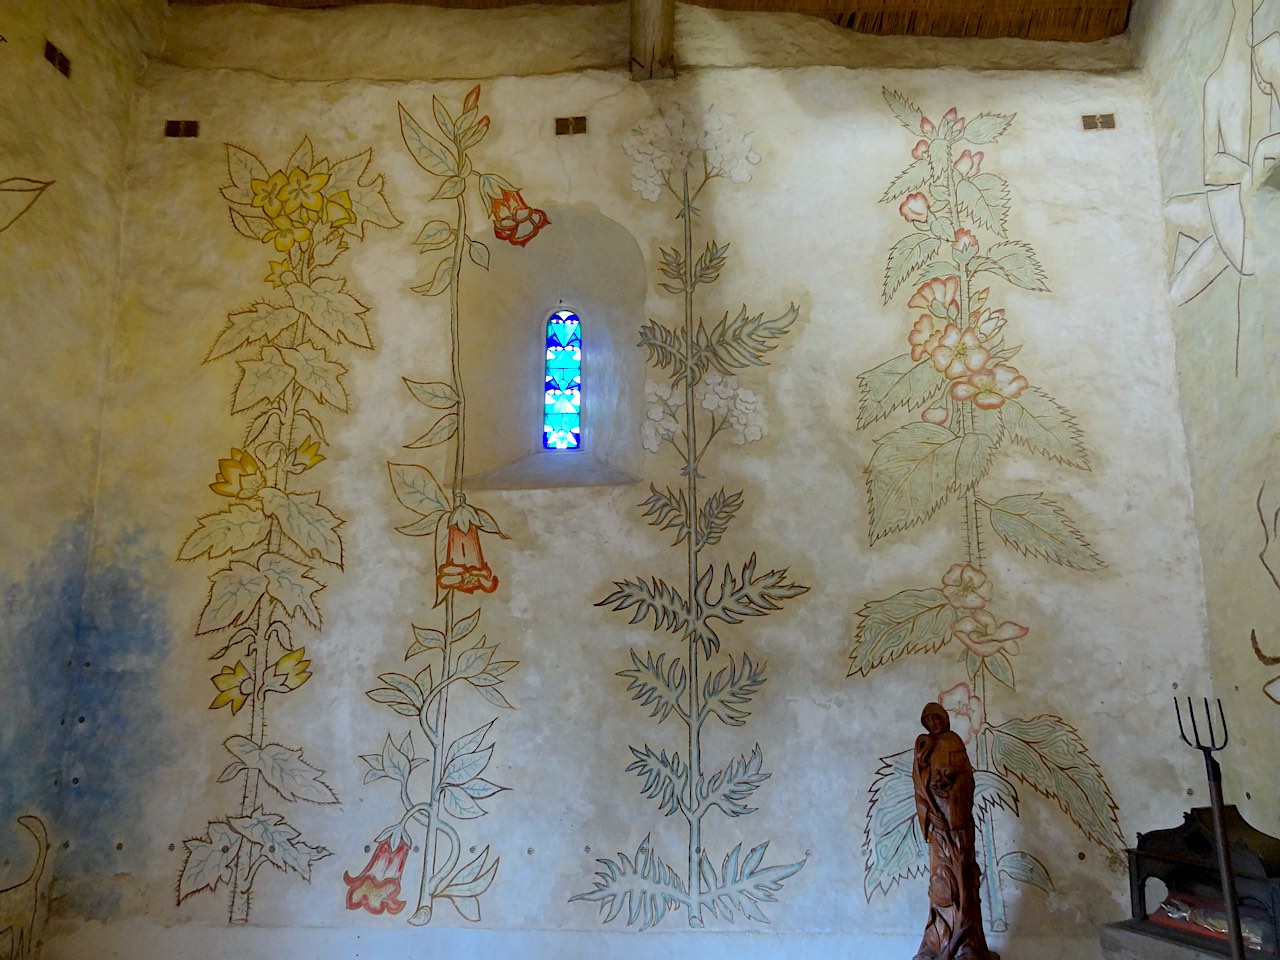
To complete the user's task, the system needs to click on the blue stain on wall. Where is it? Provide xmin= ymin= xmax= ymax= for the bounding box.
xmin=0 ymin=514 xmax=173 ymax=913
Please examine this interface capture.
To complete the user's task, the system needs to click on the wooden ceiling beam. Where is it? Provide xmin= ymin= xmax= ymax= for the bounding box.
xmin=631 ymin=0 xmax=676 ymax=80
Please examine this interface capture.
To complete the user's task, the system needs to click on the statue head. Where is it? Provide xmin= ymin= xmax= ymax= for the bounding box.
xmin=921 ymin=701 xmax=949 ymax=735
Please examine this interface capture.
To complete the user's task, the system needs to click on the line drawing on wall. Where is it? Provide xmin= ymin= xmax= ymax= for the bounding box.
xmin=1251 ymin=482 xmax=1280 ymax=705
xmin=0 ymin=178 xmax=52 ymax=233
xmin=1165 ymin=0 xmax=1280 ymax=375
xmin=344 ymin=85 xmax=545 ymax=926
xmin=850 ymin=90 xmax=1124 ymax=932
xmin=571 ymin=102 xmax=807 ymax=930
xmin=176 ymin=137 xmax=400 ymax=923
xmin=0 ymin=816 xmax=49 ymax=960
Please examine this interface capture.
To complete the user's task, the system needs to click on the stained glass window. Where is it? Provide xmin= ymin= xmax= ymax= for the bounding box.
xmin=543 ymin=309 xmax=581 ymax=450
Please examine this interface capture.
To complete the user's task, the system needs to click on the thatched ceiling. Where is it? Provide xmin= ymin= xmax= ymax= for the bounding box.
xmin=168 ymin=0 xmax=1133 ymax=43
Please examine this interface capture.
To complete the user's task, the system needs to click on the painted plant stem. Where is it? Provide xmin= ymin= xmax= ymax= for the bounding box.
xmin=347 ymin=86 xmax=545 ymax=925
xmin=574 ymin=101 xmax=807 ymax=931
xmin=178 ymin=137 xmax=398 ymax=922
xmin=853 ymin=91 xmax=1124 ymax=922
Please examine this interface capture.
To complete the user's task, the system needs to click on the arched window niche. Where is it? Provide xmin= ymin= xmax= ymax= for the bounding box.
xmin=460 ymin=207 xmax=645 ymax=489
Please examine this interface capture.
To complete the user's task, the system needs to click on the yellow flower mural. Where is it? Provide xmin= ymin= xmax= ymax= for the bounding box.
xmin=177 ymin=136 xmax=400 ymax=924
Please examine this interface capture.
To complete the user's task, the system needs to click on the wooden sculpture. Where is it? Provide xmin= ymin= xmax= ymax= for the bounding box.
xmin=913 ymin=702 xmax=998 ymax=960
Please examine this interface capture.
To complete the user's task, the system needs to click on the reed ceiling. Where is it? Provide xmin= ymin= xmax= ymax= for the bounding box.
xmin=168 ymin=0 xmax=1133 ymax=43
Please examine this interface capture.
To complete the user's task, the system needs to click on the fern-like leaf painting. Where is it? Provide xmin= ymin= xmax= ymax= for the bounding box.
xmin=343 ymin=86 xmax=545 ymax=926
xmin=572 ymin=103 xmax=807 ymax=929
xmin=177 ymin=138 xmax=399 ymax=923
xmin=850 ymin=92 xmax=1122 ymax=931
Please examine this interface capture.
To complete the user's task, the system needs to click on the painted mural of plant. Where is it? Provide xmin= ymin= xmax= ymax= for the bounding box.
xmin=0 ymin=177 xmax=52 ymax=233
xmin=851 ymin=91 xmax=1124 ymax=929
xmin=571 ymin=103 xmax=807 ymax=930
xmin=342 ymin=86 xmax=542 ymax=926
xmin=176 ymin=137 xmax=399 ymax=923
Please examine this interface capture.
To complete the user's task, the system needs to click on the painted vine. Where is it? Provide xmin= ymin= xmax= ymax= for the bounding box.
xmin=342 ymin=85 xmax=546 ymax=925
xmin=571 ymin=102 xmax=807 ymax=930
xmin=176 ymin=137 xmax=399 ymax=922
xmin=851 ymin=90 xmax=1124 ymax=930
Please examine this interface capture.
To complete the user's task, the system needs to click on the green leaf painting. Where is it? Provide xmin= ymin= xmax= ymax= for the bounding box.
xmin=852 ymin=91 xmax=1117 ymax=933
xmin=576 ymin=102 xmax=807 ymax=929
xmin=177 ymin=136 xmax=395 ymax=923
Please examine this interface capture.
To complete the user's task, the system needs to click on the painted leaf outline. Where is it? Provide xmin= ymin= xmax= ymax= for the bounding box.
xmin=399 ymin=102 xmax=458 ymax=177
xmin=280 ymin=341 xmax=349 ymax=410
xmin=260 ymin=488 xmax=344 ymax=567
xmin=697 ymin=553 xmax=809 ymax=656
xmin=198 ymin=560 xmax=267 ymax=634
xmin=998 ymin=849 xmax=1054 ymax=893
xmin=856 ymin=352 xmax=945 ymax=430
xmin=987 ymin=493 xmax=1103 ymax=571
xmin=850 ymin=586 xmax=959 ymax=676
xmin=617 ymin=649 xmax=688 ymax=723
xmin=325 ymin=147 xmax=402 ymax=237
xmin=1001 ymin=385 xmax=1089 ymax=469
xmin=208 ymin=302 xmax=301 ymax=361
xmin=388 ymin=461 xmax=449 ymax=520
xmin=178 ymin=504 xmax=270 ymax=561
xmin=288 ymin=277 xmax=373 ymax=349
xmin=987 ymin=715 xmax=1124 ymax=850
xmin=982 ymin=240 xmax=1049 ymax=292
xmin=698 ymin=840 xmax=805 ymax=924
xmin=883 ymin=88 xmax=926 ymax=134
xmin=866 ymin=421 xmax=962 ymax=543
xmin=569 ymin=835 xmax=688 ymax=930
xmin=225 ymin=735 xmax=338 ymax=804
xmin=258 ymin=550 xmax=325 ymax=627
xmin=228 ymin=807 xmax=331 ymax=879
xmin=699 ymin=743 xmax=769 ymax=817
xmin=961 ymin=112 xmax=1015 ymax=145
xmin=0 ymin=177 xmax=53 ymax=232
xmin=440 ymin=846 xmax=500 ymax=901
xmin=880 ymin=157 xmax=932 ymax=204
xmin=177 ymin=821 xmax=243 ymax=902
xmin=702 ymin=652 xmax=766 ymax=726
xmin=233 ymin=345 xmax=294 ymax=412
xmin=627 ymin=745 xmax=688 ymax=817
xmin=863 ymin=748 xmax=928 ymax=899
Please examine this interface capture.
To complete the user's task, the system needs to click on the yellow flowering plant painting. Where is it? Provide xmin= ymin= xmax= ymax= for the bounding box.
xmin=851 ymin=91 xmax=1123 ymax=931
xmin=176 ymin=137 xmax=400 ymax=923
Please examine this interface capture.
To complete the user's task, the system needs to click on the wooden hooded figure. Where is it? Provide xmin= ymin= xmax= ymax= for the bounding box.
xmin=912 ymin=701 xmax=997 ymax=960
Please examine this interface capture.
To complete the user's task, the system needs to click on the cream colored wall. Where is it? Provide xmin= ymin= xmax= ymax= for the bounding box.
xmin=1134 ymin=0 xmax=1280 ymax=835
xmin=0 ymin=2 xmax=1225 ymax=959
xmin=0 ymin=0 xmax=165 ymax=926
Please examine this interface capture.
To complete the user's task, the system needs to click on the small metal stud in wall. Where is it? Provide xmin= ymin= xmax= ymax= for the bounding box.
xmin=1082 ymin=113 xmax=1116 ymax=130
xmin=44 ymin=39 xmax=70 ymax=77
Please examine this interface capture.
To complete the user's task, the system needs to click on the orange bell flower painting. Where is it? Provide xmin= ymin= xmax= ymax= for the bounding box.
xmin=436 ymin=521 xmax=498 ymax=594
xmin=344 ymin=839 xmax=411 ymax=915
xmin=488 ymin=187 xmax=549 ymax=247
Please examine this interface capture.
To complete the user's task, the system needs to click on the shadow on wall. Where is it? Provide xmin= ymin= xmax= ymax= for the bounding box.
xmin=459 ymin=206 xmax=647 ymax=489
xmin=0 ymin=517 xmax=173 ymax=917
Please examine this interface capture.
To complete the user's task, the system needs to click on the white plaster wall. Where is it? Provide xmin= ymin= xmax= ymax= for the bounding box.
xmin=0 ymin=0 xmax=164 ymax=920
xmin=1134 ymin=0 xmax=1280 ymax=835
xmin=0 ymin=1 xmax=1218 ymax=960
xmin=39 ymin=3 xmax=1212 ymax=954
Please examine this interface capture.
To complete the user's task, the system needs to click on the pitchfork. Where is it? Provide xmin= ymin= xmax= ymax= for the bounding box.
xmin=1175 ymin=696 xmax=1245 ymax=960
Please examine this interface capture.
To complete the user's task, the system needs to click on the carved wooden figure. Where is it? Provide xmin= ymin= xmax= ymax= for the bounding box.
xmin=913 ymin=703 xmax=998 ymax=960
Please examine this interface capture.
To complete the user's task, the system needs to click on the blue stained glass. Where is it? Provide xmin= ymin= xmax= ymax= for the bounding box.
xmin=543 ymin=310 xmax=581 ymax=450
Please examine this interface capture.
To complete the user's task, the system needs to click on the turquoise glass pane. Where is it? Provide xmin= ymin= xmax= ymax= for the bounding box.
xmin=544 ymin=310 xmax=581 ymax=450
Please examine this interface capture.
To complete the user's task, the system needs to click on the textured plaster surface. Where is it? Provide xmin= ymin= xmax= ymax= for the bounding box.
xmin=1 ymin=0 xmax=1229 ymax=957
xmin=0 ymin=0 xmax=165 ymax=903
xmin=160 ymin=1 xmax=1134 ymax=81
xmin=1137 ymin=0 xmax=1280 ymax=835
